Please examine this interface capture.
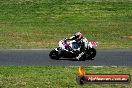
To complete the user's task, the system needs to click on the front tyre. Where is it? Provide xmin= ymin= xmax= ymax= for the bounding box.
xmin=85 ymin=48 xmax=96 ymax=60
xmin=88 ymin=48 xmax=96 ymax=59
xmin=49 ymin=50 xmax=59 ymax=60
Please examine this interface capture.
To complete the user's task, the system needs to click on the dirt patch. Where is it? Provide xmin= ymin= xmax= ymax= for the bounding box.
xmin=121 ymin=35 xmax=132 ymax=39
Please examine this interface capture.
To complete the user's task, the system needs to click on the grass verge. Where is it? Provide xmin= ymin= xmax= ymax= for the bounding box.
xmin=0 ymin=66 xmax=132 ymax=88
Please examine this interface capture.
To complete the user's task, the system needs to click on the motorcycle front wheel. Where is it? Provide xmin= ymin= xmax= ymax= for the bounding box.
xmin=86 ymin=48 xmax=96 ymax=60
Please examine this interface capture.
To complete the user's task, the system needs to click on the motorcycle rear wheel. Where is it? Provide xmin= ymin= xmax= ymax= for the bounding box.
xmin=49 ymin=50 xmax=59 ymax=60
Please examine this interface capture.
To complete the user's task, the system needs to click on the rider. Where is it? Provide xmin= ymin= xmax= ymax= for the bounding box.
xmin=59 ymin=32 xmax=86 ymax=52
xmin=59 ymin=32 xmax=88 ymax=60
xmin=67 ymin=32 xmax=84 ymax=50
xmin=68 ymin=32 xmax=87 ymax=60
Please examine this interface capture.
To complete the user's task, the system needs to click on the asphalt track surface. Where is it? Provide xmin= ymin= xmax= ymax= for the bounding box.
xmin=0 ymin=49 xmax=132 ymax=66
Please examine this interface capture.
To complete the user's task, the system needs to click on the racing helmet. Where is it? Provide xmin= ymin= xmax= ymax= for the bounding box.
xmin=75 ymin=32 xmax=82 ymax=39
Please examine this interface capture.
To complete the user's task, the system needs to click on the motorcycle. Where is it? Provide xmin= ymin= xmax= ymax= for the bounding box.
xmin=49 ymin=38 xmax=98 ymax=61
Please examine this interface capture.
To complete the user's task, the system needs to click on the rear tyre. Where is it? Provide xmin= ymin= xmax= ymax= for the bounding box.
xmin=49 ymin=50 xmax=59 ymax=60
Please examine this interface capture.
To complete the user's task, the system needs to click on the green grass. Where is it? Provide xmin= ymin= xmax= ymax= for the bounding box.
xmin=0 ymin=66 xmax=131 ymax=88
xmin=0 ymin=0 xmax=132 ymax=49
xmin=0 ymin=1 xmax=131 ymax=88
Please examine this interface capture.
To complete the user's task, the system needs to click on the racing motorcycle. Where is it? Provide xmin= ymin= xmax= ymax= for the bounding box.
xmin=49 ymin=38 xmax=98 ymax=61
